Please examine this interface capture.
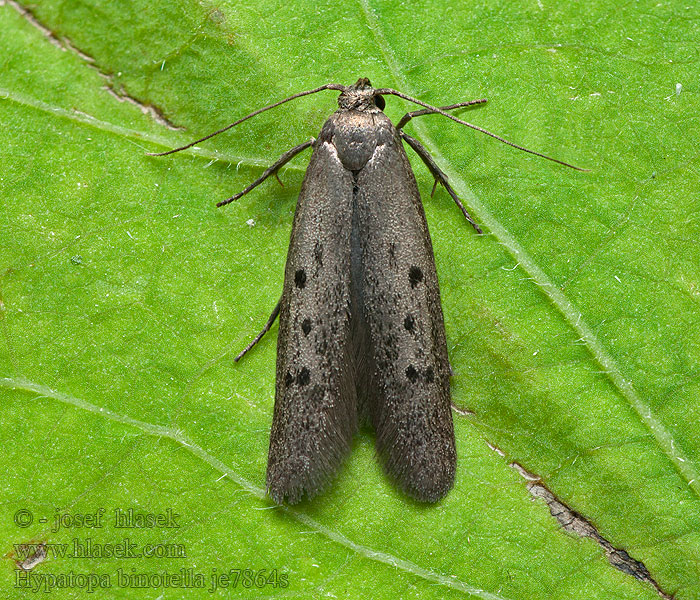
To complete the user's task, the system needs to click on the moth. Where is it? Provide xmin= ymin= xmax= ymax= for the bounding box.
xmin=149 ymin=78 xmax=582 ymax=504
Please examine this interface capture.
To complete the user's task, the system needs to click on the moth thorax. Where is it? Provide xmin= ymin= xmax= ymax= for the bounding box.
xmin=337 ymin=89 xmax=380 ymax=111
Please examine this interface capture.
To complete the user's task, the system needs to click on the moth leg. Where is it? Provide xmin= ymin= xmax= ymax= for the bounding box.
xmin=400 ymin=131 xmax=482 ymax=233
xmin=217 ymin=139 xmax=314 ymax=207
xmin=234 ymin=299 xmax=281 ymax=362
xmin=395 ymin=99 xmax=487 ymax=131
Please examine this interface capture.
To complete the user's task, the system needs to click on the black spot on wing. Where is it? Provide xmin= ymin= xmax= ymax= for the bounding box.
xmin=297 ymin=367 xmax=311 ymax=386
xmin=301 ymin=318 xmax=312 ymax=335
xmin=408 ymin=265 xmax=423 ymax=288
xmin=295 ymin=269 xmax=307 ymax=289
xmin=403 ymin=364 xmax=436 ymax=385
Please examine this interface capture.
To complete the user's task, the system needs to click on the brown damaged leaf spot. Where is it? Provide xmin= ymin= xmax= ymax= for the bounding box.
xmin=5 ymin=0 xmax=65 ymax=51
xmin=6 ymin=0 xmax=182 ymax=130
xmin=101 ymin=85 xmax=183 ymax=131
xmin=450 ymin=402 xmax=474 ymax=417
xmin=7 ymin=540 xmax=48 ymax=571
xmin=513 ymin=464 xmax=673 ymax=600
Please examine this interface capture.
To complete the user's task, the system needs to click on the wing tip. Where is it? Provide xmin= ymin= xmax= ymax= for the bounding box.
xmin=398 ymin=465 xmax=456 ymax=503
xmin=266 ymin=443 xmax=350 ymax=505
xmin=378 ymin=429 xmax=457 ymax=503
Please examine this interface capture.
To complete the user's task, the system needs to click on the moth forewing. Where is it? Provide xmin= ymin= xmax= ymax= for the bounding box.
xmin=354 ymin=115 xmax=455 ymax=502
xmin=267 ymin=133 xmax=357 ymax=505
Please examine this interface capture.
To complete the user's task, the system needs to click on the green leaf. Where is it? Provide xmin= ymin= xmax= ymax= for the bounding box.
xmin=1 ymin=1 xmax=697 ymax=598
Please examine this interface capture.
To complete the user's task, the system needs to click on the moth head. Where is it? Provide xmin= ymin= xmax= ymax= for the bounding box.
xmin=338 ymin=78 xmax=385 ymax=111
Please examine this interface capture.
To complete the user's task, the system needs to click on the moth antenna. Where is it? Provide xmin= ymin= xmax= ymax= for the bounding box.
xmin=146 ymin=83 xmax=345 ymax=157
xmin=375 ymin=88 xmax=589 ymax=171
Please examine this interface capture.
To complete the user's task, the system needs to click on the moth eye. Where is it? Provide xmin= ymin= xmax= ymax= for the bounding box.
xmin=295 ymin=269 xmax=307 ymax=288
xmin=297 ymin=367 xmax=311 ymax=386
xmin=403 ymin=314 xmax=415 ymax=331
xmin=301 ymin=319 xmax=312 ymax=335
xmin=408 ymin=265 xmax=423 ymax=288
xmin=374 ymin=94 xmax=386 ymax=110
xmin=405 ymin=365 xmax=419 ymax=383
